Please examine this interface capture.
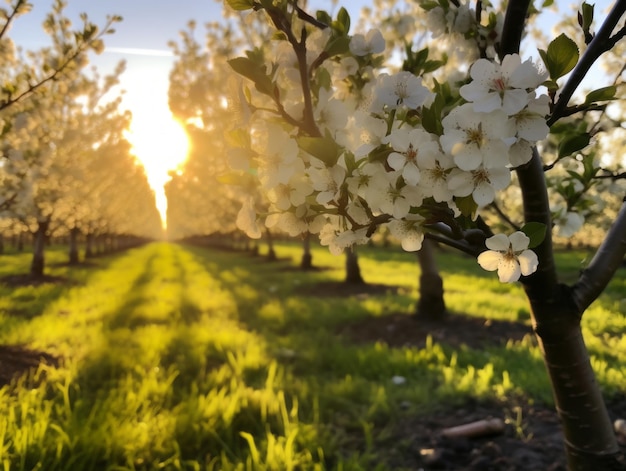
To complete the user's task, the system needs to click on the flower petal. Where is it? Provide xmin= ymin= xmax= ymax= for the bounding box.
xmin=497 ymin=258 xmax=521 ymax=282
xmin=478 ymin=250 xmax=502 ymax=271
xmin=518 ymin=250 xmax=539 ymax=276
xmin=509 ymin=231 xmax=530 ymax=251
xmin=485 ymin=233 xmax=510 ymax=251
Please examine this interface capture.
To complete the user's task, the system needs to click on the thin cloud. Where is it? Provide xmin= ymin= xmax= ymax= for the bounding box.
xmin=105 ymin=47 xmax=173 ymax=57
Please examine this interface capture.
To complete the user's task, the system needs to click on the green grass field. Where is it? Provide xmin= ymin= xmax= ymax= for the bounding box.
xmin=0 ymin=242 xmax=625 ymax=470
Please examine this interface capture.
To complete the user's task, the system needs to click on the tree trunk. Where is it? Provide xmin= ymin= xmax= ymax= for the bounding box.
xmin=85 ymin=233 xmax=94 ymax=258
xmin=344 ymin=247 xmax=364 ymax=284
xmin=300 ymin=232 xmax=313 ymax=270
xmin=528 ymin=286 xmax=624 ymax=470
xmin=415 ymin=239 xmax=446 ymax=320
xmin=0 ymin=234 xmax=4 ymax=255
xmin=30 ymin=221 xmax=48 ymax=278
xmin=17 ymin=232 xmax=24 ymax=252
xmin=68 ymin=227 xmax=80 ymax=265
xmin=266 ymin=229 xmax=276 ymax=261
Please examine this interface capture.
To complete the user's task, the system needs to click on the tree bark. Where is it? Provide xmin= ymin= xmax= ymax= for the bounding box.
xmin=266 ymin=229 xmax=277 ymax=261
xmin=30 ymin=220 xmax=48 ymax=278
xmin=68 ymin=227 xmax=80 ymax=265
xmin=85 ymin=233 xmax=94 ymax=258
xmin=415 ymin=239 xmax=446 ymax=320
xmin=344 ymin=246 xmax=364 ymax=284
xmin=527 ymin=286 xmax=624 ymax=470
xmin=300 ymin=232 xmax=313 ymax=270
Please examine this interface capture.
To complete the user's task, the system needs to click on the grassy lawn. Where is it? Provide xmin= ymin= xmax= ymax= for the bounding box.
xmin=0 ymin=241 xmax=624 ymax=470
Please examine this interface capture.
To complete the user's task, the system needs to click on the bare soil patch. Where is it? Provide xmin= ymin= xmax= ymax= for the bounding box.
xmin=0 ymin=345 xmax=59 ymax=387
xmin=334 ymin=301 xmax=626 ymax=470
xmin=0 ymin=273 xmax=67 ymax=287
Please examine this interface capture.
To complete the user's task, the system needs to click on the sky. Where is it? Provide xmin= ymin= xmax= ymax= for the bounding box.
xmin=7 ymin=0 xmax=616 ymax=225
xmin=7 ymin=0 xmax=353 ymax=225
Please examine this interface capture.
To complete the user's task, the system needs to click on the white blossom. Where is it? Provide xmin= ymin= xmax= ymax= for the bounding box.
xmin=368 ymin=172 xmax=424 ymax=218
xmin=441 ymin=104 xmax=516 ymax=171
xmin=346 ymin=161 xmax=389 ymax=201
xmin=460 ymin=55 xmax=548 ymax=116
xmin=477 ymin=232 xmax=539 ymax=282
xmin=388 ymin=214 xmax=425 ymax=251
xmin=308 ymin=164 xmax=346 ymax=205
xmin=253 ymin=123 xmax=303 ymax=190
xmin=418 ymin=150 xmax=455 ymax=202
xmin=350 ymin=29 xmax=386 ymax=56
xmin=320 ymin=222 xmax=368 ymax=255
xmin=448 ymin=165 xmax=511 ymax=207
xmin=373 ymin=71 xmax=432 ymax=111
xmin=511 ymin=94 xmax=550 ymax=142
xmin=236 ymin=198 xmax=262 ymax=239
xmin=267 ymin=176 xmax=313 ymax=211
xmin=349 ymin=111 xmax=388 ymax=157
xmin=384 ymin=128 xmax=440 ymax=186
xmin=553 ymin=207 xmax=585 ymax=238
xmin=315 ymin=87 xmax=350 ymax=139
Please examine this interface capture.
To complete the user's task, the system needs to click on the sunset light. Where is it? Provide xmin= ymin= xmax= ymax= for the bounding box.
xmin=126 ymin=110 xmax=189 ymax=226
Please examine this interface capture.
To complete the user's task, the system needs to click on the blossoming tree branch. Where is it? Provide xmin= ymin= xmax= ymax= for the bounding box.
xmin=223 ymin=0 xmax=626 ymax=468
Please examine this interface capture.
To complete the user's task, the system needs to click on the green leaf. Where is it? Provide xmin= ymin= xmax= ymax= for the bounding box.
xmin=558 ymin=132 xmax=590 ymax=158
xmin=584 ymin=85 xmax=616 ymax=104
xmin=227 ymin=57 xmax=275 ymax=97
xmin=455 ymin=195 xmax=478 ymax=219
xmin=421 ymin=94 xmax=444 ymax=135
xmin=297 ymin=136 xmax=341 ymax=165
xmin=336 ymin=7 xmax=350 ymax=34
xmin=580 ymin=2 xmax=594 ymax=32
xmin=315 ymin=67 xmax=332 ymax=92
xmin=367 ymin=144 xmax=392 ymax=164
xmin=521 ymin=222 xmax=547 ymax=249
xmin=225 ymin=0 xmax=255 ymax=10
xmin=316 ymin=10 xmax=332 ymax=26
xmin=538 ymin=34 xmax=579 ymax=81
xmin=325 ymin=36 xmax=349 ymax=57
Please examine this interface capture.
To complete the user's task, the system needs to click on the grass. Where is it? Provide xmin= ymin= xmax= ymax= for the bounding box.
xmin=0 ymin=241 xmax=624 ymax=470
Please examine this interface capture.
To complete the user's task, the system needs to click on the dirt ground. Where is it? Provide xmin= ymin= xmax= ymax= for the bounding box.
xmin=328 ymin=281 xmax=626 ymax=471
xmin=2 ymin=275 xmax=625 ymax=470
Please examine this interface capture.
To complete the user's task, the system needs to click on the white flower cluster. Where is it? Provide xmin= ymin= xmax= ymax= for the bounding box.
xmin=230 ymin=26 xmax=549 ymax=282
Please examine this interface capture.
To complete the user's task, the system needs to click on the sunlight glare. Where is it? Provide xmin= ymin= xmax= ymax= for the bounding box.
xmin=126 ymin=111 xmax=189 ymax=227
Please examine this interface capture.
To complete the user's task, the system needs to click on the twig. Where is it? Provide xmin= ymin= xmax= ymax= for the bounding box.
xmin=441 ymin=418 xmax=505 ymax=439
xmin=572 ymin=200 xmax=626 ymax=312
xmin=547 ymin=0 xmax=626 ymax=125
xmin=0 ymin=0 xmax=27 ymax=40
xmin=489 ymin=202 xmax=521 ymax=231
xmin=0 ymin=16 xmax=118 ymax=112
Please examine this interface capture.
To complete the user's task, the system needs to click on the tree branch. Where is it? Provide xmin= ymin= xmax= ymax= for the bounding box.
xmin=0 ymin=16 xmax=118 ymax=112
xmin=289 ymin=0 xmax=329 ymax=30
xmin=498 ymin=0 xmax=532 ymax=56
xmin=515 ymin=147 xmax=559 ymax=295
xmin=424 ymin=230 xmax=482 ymax=257
xmin=572 ymin=200 xmax=626 ymax=312
xmin=0 ymin=0 xmax=26 ymax=40
xmin=547 ymin=0 xmax=626 ymax=125
xmin=489 ymin=201 xmax=521 ymax=231
xmin=424 ymin=222 xmax=485 ymax=257
xmin=265 ymin=4 xmax=321 ymax=137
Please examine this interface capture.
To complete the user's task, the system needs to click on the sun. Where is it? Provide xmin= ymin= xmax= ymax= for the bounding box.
xmin=126 ymin=110 xmax=190 ymax=226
